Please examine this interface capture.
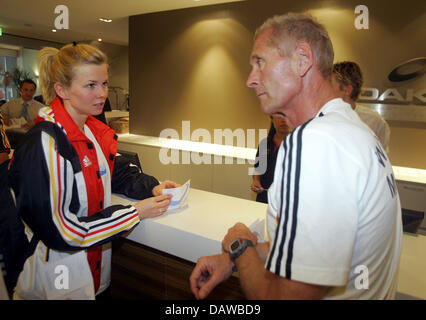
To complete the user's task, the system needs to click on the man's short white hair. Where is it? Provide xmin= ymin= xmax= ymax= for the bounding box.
xmin=255 ymin=13 xmax=334 ymax=79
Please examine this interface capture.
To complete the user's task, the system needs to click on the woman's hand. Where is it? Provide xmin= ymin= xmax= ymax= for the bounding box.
xmin=134 ymin=194 xmax=172 ymax=219
xmin=152 ymin=180 xmax=181 ymax=196
xmin=251 ymin=178 xmax=264 ymax=194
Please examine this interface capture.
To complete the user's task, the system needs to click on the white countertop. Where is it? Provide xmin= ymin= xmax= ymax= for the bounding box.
xmin=398 ymin=233 xmax=426 ymax=299
xmin=113 ymin=188 xmax=426 ymax=300
xmin=113 ymin=188 xmax=267 ymax=263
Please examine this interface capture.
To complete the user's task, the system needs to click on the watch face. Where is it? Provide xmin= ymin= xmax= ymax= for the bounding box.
xmin=230 ymin=239 xmax=241 ymax=252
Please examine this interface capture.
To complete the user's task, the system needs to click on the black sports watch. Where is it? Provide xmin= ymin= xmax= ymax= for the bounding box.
xmin=228 ymin=238 xmax=254 ymax=261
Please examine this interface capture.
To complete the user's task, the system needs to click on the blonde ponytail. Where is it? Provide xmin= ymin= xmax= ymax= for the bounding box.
xmin=37 ymin=47 xmax=59 ymax=105
xmin=37 ymin=43 xmax=108 ymax=105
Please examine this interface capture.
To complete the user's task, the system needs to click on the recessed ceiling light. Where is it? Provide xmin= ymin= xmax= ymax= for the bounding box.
xmin=52 ymin=29 xmax=57 ymax=32
xmin=99 ymin=18 xmax=112 ymax=23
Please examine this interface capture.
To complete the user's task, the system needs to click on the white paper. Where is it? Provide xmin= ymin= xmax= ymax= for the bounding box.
xmin=162 ymin=180 xmax=190 ymax=212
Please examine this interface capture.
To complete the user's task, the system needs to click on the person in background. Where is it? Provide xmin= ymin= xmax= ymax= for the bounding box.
xmin=0 ymin=79 xmax=44 ymax=130
xmin=9 ymin=43 xmax=179 ymax=300
xmin=332 ymin=61 xmax=391 ymax=153
xmin=0 ymin=269 xmax=8 ymax=300
xmin=0 ymin=77 xmax=27 ymax=300
xmin=251 ymin=116 xmax=291 ymax=203
xmin=0 ymin=87 xmax=5 ymax=107
xmin=0 ymin=65 xmax=6 ymax=109
xmin=93 ymin=97 xmax=112 ymax=125
xmin=33 ymin=94 xmax=45 ymax=105
xmin=1 ymin=114 xmax=29 ymax=297
xmin=0 ymin=114 xmax=10 ymax=164
xmin=190 ymin=12 xmax=402 ymax=300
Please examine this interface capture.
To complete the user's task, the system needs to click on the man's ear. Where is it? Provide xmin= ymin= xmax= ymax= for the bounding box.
xmin=54 ymin=82 xmax=69 ymax=100
xmin=343 ymin=84 xmax=354 ymax=99
xmin=293 ymin=42 xmax=313 ymax=77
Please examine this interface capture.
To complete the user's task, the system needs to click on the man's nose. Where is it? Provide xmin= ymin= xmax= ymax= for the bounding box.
xmin=246 ymin=69 xmax=259 ymax=88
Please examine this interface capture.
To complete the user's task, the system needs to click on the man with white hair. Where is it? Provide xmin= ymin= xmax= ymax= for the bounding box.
xmin=190 ymin=13 xmax=402 ymax=300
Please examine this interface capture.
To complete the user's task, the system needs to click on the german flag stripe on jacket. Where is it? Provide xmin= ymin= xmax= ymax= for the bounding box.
xmin=9 ymin=97 xmax=161 ymax=296
xmin=0 ymin=114 xmax=10 ymax=154
xmin=10 ymin=98 xmax=162 ymax=245
xmin=41 ymin=129 xmax=139 ymax=246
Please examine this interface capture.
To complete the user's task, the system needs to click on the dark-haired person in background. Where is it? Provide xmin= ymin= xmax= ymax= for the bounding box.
xmin=0 ymin=114 xmax=10 ymax=164
xmin=93 ymin=97 xmax=112 ymax=125
xmin=251 ymin=116 xmax=291 ymax=203
xmin=332 ymin=61 xmax=390 ymax=153
xmin=0 ymin=79 xmax=44 ymax=130
xmin=0 ymin=114 xmax=29 ymax=297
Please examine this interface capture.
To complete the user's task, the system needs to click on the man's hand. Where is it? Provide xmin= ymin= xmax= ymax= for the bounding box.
xmin=152 ymin=180 xmax=181 ymax=196
xmin=189 ymin=253 xmax=234 ymax=300
xmin=21 ymin=122 xmax=34 ymax=130
xmin=1 ymin=114 xmax=12 ymax=126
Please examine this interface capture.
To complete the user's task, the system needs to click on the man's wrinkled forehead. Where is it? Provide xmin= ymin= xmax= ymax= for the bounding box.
xmin=250 ymin=29 xmax=274 ymax=61
xmin=251 ymin=27 xmax=295 ymax=61
xmin=253 ymin=28 xmax=275 ymax=48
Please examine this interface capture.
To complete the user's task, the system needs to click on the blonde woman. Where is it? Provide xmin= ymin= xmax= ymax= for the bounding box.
xmin=9 ymin=43 xmax=178 ymax=299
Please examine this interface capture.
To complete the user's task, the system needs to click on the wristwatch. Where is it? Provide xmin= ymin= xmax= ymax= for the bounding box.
xmin=228 ymin=238 xmax=254 ymax=261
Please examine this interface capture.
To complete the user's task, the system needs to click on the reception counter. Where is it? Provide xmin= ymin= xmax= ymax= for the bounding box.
xmin=112 ymin=188 xmax=426 ymax=300
xmin=111 ymin=188 xmax=264 ymax=299
xmin=113 ymin=188 xmax=266 ymax=263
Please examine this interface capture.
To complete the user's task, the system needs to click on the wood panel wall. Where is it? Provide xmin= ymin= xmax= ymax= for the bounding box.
xmin=111 ymin=238 xmax=245 ymax=300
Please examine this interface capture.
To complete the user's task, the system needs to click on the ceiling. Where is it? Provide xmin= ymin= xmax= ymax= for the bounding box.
xmin=0 ymin=0 xmax=244 ymax=46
